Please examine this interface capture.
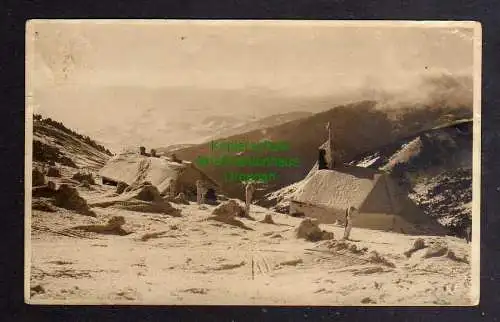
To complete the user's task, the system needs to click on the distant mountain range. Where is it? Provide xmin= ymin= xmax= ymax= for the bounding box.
xmin=157 ymin=111 xmax=313 ymax=154
xmin=171 ymin=100 xmax=472 ymax=200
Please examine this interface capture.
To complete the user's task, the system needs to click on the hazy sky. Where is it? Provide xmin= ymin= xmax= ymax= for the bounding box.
xmin=26 ymin=20 xmax=476 ymax=151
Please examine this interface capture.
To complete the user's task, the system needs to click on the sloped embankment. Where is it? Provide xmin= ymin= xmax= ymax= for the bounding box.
xmin=350 ymin=120 xmax=473 ymax=236
xmin=33 ymin=119 xmax=112 ymax=170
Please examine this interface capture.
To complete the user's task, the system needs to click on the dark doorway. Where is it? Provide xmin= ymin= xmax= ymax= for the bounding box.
xmin=102 ymin=177 xmax=118 ymax=186
xmin=206 ymin=188 xmax=219 ymax=205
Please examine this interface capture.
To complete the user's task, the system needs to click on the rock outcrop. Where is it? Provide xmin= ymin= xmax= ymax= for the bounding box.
xmin=72 ymin=172 xmax=96 ymax=185
xmin=208 ymin=199 xmax=253 ymax=230
xmin=47 ymin=166 xmax=61 ymax=178
xmin=54 ymin=184 xmax=96 ymax=217
xmin=211 ymin=199 xmax=246 ymax=221
xmin=32 ymin=168 xmax=46 ymax=186
xmin=404 ymin=238 xmax=427 ymax=258
xmin=171 ymin=192 xmax=189 ymax=205
xmin=73 ymin=216 xmax=130 ymax=235
xmin=116 ymin=182 xmax=128 ymax=194
xmin=295 ymin=218 xmax=334 ymax=242
xmin=260 ymin=214 xmax=275 ymax=224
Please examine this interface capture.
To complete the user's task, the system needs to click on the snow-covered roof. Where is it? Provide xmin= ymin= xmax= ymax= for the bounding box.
xmin=291 ymin=167 xmax=382 ymax=211
xmin=99 ymin=152 xmax=218 ymax=193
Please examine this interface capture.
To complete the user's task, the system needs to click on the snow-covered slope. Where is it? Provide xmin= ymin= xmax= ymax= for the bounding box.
xmin=266 ymin=120 xmax=473 ymax=237
xmin=350 ymin=120 xmax=473 ymax=236
xmin=33 ymin=118 xmax=113 ymax=170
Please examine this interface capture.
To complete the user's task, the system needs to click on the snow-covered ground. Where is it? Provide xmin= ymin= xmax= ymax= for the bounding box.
xmin=28 ymin=180 xmax=474 ymax=306
xmin=27 ymin=116 xmax=476 ymax=306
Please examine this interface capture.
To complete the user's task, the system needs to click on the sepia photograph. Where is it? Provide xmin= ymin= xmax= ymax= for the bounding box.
xmin=25 ymin=20 xmax=481 ymax=305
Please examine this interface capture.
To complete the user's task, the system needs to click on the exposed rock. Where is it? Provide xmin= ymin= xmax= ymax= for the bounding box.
xmin=212 ymin=261 xmax=246 ymax=271
xmin=32 ymin=181 xmax=58 ymax=198
xmin=47 ymin=166 xmax=61 ymax=177
xmin=33 ymin=140 xmax=77 ymax=168
xmin=79 ymin=180 xmax=91 ymax=189
xmin=30 ymin=284 xmax=45 ymax=296
xmin=116 ymin=182 xmax=128 ymax=194
xmin=73 ymin=215 xmax=130 ymax=235
xmin=361 ymin=297 xmax=376 ymax=304
xmin=32 ymin=168 xmax=46 ymax=186
xmin=47 ymin=181 xmax=57 ymax=190
xmin=32 ymin=199 xmax=57 ymax=212
xmin=208 ymin=200 xmax=253 ymax=230
xmin=446 ymin=250 xmax=469 ymax=264
xmin=54 ymin=184 xmax=96 ymax=217
xmin=404 ymin=238 xmax=427 ymax=258
xmin=295 ymin=218 xmax=333 ymax=242
xmin=423 ymin=243 xmax=449 ymax=259
xmin=272 ymin=203 xmax=289 ymax=214
xmin=278 ymin=258 xmax=303 ymax=266
xmin=140 ymin=231 xmax=167 ymax=241
xmin=322 ymin=231 xmax=334 ymax=240
xmin=134 ymin=184 xmax=162 ymax=202
xmin=72 ymin=172 xmax=96 ymax=185
xmin=290 ymin=211 xmax=305 ymax=218
xmin=171 ymin=192 xmax=189 ymax=205
xmin=124 ymin=180 xmax=153 ymax=193
xmin=211 ymin=199 xmax=246 ymax=221
xmin=113 ymin=200 xmax=181 ymax=216
xmin=413 ymin=238 xmax=426 ymax=250
xmin=107 ymin=216 xmax=126 ymax=229
xmin=260 ymin=214 xmax=275 ymax=224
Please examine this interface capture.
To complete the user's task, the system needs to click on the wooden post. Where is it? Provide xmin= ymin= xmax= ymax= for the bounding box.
xmin=251 ymin=256 xmax=255 ymax=280
xmin=326 ymin=122 xmax=334 ymax=169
